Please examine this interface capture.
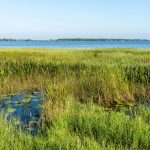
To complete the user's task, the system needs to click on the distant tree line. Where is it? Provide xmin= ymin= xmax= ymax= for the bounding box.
xmin=0 ymin=38 xmax=32 ymax=41
xmin=56 ymin=38 xmax=149 ymax=42
xmin=0 ymin=38 xmax=149 ymax=42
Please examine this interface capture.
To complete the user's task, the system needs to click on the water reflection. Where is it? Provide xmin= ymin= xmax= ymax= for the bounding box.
xmin=0 ymin=92 xmax=45 ymax=135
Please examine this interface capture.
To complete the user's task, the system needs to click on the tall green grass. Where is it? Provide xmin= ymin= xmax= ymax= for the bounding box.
xmin=0 ymin=102 xmax=149 ymax=150
xmin=1 ymin=48 xmax=150 ymax=105
xmin=0 ymin=48 xmax=150 ymax=150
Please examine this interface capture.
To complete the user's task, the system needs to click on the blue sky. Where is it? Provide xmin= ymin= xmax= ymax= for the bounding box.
xmin=0 ymin=0 xmax=150 ymax=40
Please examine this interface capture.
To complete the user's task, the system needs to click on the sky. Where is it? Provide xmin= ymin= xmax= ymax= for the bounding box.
xmin=0 ymin=0 xmax=150 ymax=40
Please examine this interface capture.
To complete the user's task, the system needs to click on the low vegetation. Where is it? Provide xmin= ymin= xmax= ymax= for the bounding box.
xmin=0 ymin=48 xmax=150 ymax=150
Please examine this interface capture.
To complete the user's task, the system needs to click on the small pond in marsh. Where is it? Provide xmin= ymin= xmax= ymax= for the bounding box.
xmin=0 ymin=92 xmax=45 ymax=135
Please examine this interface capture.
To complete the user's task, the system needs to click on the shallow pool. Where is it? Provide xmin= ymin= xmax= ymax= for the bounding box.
xmin=0 ymin=92 xmax=45 ymax=135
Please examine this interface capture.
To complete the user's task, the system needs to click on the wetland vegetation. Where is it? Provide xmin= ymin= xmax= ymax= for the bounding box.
xmin=0 ymin=48 xmax=150 ymax=150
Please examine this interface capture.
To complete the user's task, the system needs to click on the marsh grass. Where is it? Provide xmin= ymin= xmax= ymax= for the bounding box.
xmin=0 ymin=48 xmax=150 ymax=149
xmin=0 ymin=102 xmax=149 ymax=150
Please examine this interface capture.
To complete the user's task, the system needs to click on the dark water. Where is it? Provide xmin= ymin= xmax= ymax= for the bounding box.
xmin=0 ymin=92 xmax=45 ymax=135
xmin=0 ymin=41 xmax=150 ymax=49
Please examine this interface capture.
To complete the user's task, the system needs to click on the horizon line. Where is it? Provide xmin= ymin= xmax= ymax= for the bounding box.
xmin=0 ymin=38 xmax=149 ymax=41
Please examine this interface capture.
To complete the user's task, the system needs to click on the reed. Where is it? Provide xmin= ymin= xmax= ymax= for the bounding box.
xmin=0 ymin=48 xmax=150 ymax=149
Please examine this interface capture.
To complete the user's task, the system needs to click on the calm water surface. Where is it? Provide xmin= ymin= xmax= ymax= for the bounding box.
xmin=0 ymin=92 xmax=45 ymax=135
xmin=0 ymin=41 xmax=150 ymax=49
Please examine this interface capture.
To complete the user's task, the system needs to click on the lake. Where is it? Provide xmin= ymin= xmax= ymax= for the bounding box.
xmin=0 ymin=40 xmax=150 ymax=49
